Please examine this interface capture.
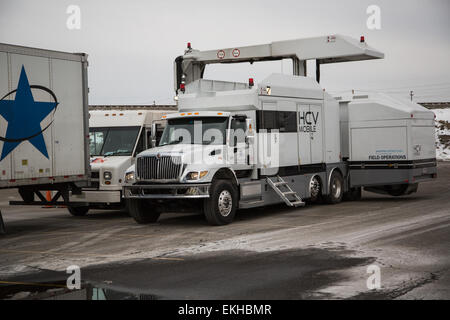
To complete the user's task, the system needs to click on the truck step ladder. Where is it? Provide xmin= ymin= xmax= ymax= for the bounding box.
xmin=266 ymin=176 xmax=305 ymax=207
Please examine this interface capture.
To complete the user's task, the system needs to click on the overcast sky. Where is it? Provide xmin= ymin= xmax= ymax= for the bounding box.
xmin=1 ymin=0 xmax=449 ymax=104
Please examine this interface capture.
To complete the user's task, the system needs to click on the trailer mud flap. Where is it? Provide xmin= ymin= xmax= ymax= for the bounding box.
xmin=0 ymin=210 xmax=5 ymax=235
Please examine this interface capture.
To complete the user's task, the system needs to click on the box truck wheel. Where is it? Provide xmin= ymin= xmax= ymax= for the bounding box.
xmin=67 ymin=206 xmax=89 ymax=216
xmin=127 ymin=199 xmax=160 ymax=224
xmin=325 ymin=170 xmax=344 ymax=204
xmin=203 ymin=180 xmax=237 ymax=226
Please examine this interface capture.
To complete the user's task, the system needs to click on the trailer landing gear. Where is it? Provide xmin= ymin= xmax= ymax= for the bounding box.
xmin=0 ymin=210 xmax=6 ymax=235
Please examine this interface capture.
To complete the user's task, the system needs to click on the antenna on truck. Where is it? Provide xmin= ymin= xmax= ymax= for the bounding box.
xmin=174 ymin=34 xmax=384 ymax=93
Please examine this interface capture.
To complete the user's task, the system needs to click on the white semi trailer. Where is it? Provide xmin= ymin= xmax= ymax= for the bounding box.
xmin=123 ymin=35 xmax=437 ymax=225
xmin=0 ymin=43 xmax=90 ymax=210
xmin=67 ymin=108 xmax=176 ymax=216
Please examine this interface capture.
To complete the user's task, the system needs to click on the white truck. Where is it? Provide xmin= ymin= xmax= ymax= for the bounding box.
xmin=123 ymin=35 xmax=437 ymax=225
xmin=67 ymin=108 xmax=176 ymax=216
xmin=0 ymin=43 xmax=90 ymax=209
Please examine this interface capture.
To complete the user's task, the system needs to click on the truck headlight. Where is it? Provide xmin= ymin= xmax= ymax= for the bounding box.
xmin=104 ymin=171 xmax=112 ymax=180
xmin=186 ymin=171 xmax=208 ymax=181
xmin=125 ymin=171 xmax=135 ymax=183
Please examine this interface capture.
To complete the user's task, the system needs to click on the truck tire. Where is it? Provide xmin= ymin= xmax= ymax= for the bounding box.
xmin=67 ymin=206 xmax=89 ymax=216
xmin=203 ymin=180 xmax=237 ymax=226
xmin=18 ymin=188 xmax=34 ymax=203
xmin=127 ymin=199 xmax=160 ymax=224
xmin=308 ymin=175 xmax=322 ymax=203
xmin=343 ymin=187 xmax=362 ymax=201
xmin=325 ymin=170 xmax=344 ymax=204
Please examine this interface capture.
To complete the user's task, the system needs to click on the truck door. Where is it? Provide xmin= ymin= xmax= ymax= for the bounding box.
xmin=297 ymin=104 xmax=312 ymax=165
xmin=260 ymin=102 xmax=278 ymax=176
xmin=309 ymin=104 xmax=323 ymax=163
xmin=230 ymin=116 xmax=248 ymax=169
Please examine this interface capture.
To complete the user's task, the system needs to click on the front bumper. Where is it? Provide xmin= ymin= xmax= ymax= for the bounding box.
xmin=123 ymin=183 xmax=211 ymax=199
xmin=69 ymin=189 xmax=122 ymax=204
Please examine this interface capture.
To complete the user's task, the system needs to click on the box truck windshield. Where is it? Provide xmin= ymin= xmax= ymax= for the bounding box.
xmin=90 ymin=126 xmax=140 ymax=156
xmin=159 ymin=117 xmax=228 ymax=146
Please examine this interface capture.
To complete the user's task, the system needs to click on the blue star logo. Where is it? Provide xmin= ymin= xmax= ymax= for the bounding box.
xmin=0 ymin=66 xmax=58 ymax=161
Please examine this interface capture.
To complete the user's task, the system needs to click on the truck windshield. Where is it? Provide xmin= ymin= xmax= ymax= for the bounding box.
xmin=159 ymin=117 xmax=228 ymax=146
xmin=89 ymin=126 xmax=140 ymax=156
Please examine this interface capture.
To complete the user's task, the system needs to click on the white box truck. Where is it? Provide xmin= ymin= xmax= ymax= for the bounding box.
xmin=0 ymin=43 xmax=90 ymax=207
xmin=123 ymin=35 xmax=437 ymax=225
xmin=67 ymin=107 xmax=176 ymax=216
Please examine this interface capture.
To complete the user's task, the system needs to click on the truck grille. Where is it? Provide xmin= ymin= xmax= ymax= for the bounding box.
xmin=137 ymin=155 xmax=182 ymax=181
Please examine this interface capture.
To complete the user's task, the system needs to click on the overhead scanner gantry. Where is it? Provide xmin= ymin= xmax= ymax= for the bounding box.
xmin=174 ymin=34 xmax=384 ymax=93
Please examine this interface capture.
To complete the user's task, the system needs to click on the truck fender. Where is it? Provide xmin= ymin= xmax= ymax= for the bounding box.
xmin=327 ymin=167 xmax=343 ymax=194
xmin=211 ymin=168 xmax=239 ymax=187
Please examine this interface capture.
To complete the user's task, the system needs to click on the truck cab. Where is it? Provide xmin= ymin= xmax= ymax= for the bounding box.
xmin=67 ymin=108 xmax=175 ymax=216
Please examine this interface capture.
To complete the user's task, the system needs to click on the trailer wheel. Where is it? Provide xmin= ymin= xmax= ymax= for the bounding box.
xmin=18 ymin=188 xmax=34 ymax=203
xmin=127 ymin=199 xmax=160 ymax=224
xmin=67 ymin=206 xmax=89 ymax=216
xmin=343 ymin=187 xmax=362 ymax=201
xmin=203 ymin=180 xmax=237 ymax=226
xmin=325 ymin=170 xmax=344 ymax=204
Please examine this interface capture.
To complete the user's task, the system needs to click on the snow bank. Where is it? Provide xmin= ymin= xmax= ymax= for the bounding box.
xmin=433 ymin=108 xmax=450 ymax=161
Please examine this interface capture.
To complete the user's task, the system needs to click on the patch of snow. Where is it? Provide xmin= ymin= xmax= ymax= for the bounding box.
xmin=432 ymin=108 xmax=450 ymax=161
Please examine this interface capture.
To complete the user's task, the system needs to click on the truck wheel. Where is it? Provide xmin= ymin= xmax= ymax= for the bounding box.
xmin=18 ymin=188 xmax=34 ymax=203
xmin=203 ymin=180 xmax=237 ymax=226
xmin=309 ymin=175 xmax=322 ymax=203
xmin=325 ymin=170 xmax=344 ymax=204
xmin=127 ymin=199 xmax=160 ymax=224
xmin=67 ymin=206 xmax=89 ymax=216
xmin=343 ymin=187 xmax=362 ymax=201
